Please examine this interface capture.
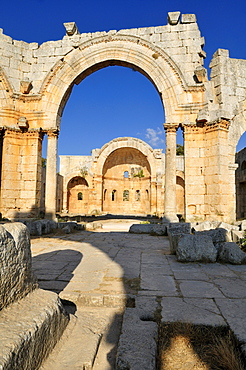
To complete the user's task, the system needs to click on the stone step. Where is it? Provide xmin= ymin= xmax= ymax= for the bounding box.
xmin=0 ymin=289 xmax=68 ymax=370
xmin=40 ymin=307 xmax=122 ymax=370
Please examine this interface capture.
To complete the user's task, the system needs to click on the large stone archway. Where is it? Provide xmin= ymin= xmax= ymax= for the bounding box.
xmin=0 ymin=12 xmax=246 ymax=222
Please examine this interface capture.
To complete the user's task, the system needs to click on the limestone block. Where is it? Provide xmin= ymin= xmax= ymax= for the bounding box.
xmin=0 ymin=222 xmax=37 ymax=310
xmin=168 ymin=222 xmax=191 ymax=234
xmin=195 ymin=228 xmax=230 ymax=243
xmin=0 ymin=289 xmax=68 ymax=370
xmin=192 ymin=221 xmax=220 ymax=231
xmin=167 ymin=12 xmax=181 ymax=25
xmin=218 ymin=242 xmax=246 ymax=264
xmin=116 ymin=308 xmax=157 ymax=370
xmin=129 ymin=223 xmax=167 ymax=235
xmin=181 ymin=14 xmax=197 ymax=24
xmin=231 ymin=230 xmax=244 ymax=244
xmin=177 ymin=234 xmax=217 ymax=262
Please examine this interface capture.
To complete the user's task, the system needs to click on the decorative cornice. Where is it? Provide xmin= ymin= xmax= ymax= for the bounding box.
xmin=204 ymin=119 xmax=230 ymax=133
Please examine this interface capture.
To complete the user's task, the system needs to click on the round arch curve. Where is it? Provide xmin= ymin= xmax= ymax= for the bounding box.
xmin=39 ymin=34 xmax=204 ymax=129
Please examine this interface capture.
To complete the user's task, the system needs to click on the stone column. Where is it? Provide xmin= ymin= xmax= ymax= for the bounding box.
xmin=45 ymin=130 xmax=59 ymax=219
xmin=163 ymin=124 xmax=179 ymax=222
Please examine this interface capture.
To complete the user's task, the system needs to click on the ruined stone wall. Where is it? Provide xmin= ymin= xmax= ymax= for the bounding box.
xmin=0 ymin=12 xmax=204 ymax=101
xmin=0 ymin=11 xmax=245 ymax=221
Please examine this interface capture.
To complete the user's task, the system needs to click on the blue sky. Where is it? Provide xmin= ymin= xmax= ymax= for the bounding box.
xmin=1 ymin=0 xmax=246 ymax=155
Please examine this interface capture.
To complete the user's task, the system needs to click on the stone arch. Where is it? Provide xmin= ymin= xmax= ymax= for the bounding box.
xmin=97 ymin=137 xmax=157 ymax=176
xmin=98 ymin=137 xmax=156 ymax=215
xmin=39 ymin=34 xmax=205 ymax=128
xmin=67 ymin=175 xmax=89 ymax=214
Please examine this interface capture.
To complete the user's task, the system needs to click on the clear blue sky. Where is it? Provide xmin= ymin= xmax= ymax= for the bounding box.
xmin=1 ymin=0 xmax=246 ymax=155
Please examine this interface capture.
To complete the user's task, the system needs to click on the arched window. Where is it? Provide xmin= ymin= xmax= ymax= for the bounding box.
xmin=123 ymin=190 xmax=129 ymax=201
xmin=112 ymin=190 xmax=116 ymax=201
xmin=136 ymin=190 xmax=140 ymax=201
xmin=146 ymin=189 xmax=149 ymax=200
xmin=124 ymin=171 xmax=129 ymax=178
xmin=78 ymin=192 xmax=83 ymax=200
xmin=104 ymin=189 xmax=107 ymax=201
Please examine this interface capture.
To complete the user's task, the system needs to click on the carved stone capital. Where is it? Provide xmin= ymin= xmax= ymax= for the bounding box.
xmin=163 ymin=123 xmax=179 ymax=133
xmin=46 ymin=129 xmax=59 ymax=138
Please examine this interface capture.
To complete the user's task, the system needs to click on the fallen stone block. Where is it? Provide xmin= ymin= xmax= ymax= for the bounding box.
xmin=0 ymin=289 xmax=68 ymax=370
xmin=192 ymin=220 xmax=220 ymax=232
xmin=195 ymin=228 xmax=230 ymax=250
xmin=218 ymin=242 xmax=246 ymax=264
xmin=177 ymin=234 xmax=217 ymax=263
xmin=129 ymin=223 xmax=167 ymax=235
xmin=167 ymin=222 xmax=191 ymax=234
xmin=0 ymin=222 xmax=37 ymax=309
xmin=116 ymin=308 xmax=157 ymax=370
xmin=167 ymin=223 xmax=191 ymax=254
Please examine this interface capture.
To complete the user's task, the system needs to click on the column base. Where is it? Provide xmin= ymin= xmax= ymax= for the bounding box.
xmin=162 ymin=214 xmax=179 ymax=223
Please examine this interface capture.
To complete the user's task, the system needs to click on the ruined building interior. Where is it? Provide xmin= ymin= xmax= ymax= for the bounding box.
xmin=0 ymin=11 xmax=246 ymax=223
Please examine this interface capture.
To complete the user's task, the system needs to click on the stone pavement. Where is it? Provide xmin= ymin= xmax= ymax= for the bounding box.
xmin=31 ymin=220 xmax=246 ymax=369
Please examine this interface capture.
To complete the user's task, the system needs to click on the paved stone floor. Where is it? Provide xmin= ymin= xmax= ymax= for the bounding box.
xmin=31 ymin=220 xmax=246 ymax=369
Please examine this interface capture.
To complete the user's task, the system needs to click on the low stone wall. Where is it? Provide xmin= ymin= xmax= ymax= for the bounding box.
xmin=0 ymin=222 xmax=69 ymax=369
xmin=0 ymin=222 xmax=37 ymax=310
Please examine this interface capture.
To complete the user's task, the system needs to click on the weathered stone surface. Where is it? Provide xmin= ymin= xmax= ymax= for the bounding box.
xmin=231 ymin=229 xmax=244 ymax=243
xmin=116 ymin=308 xmax=157 ymax=370
xmin=0 ymin=222 xmax=37 ymax=310
xmin=0 ymin=289 xmax=68 ymax=370
xmin=195 ymin=228 xmax=229 ymax=244
xmin=129 ymin=223 xmax=167 ymax=235
xmin=218 ymin=242 xmax=246 ymax=264
xmin=23 ymin=219 xmax=58 ymax=236
xmin=177 ymin=234 xmax=217 ymax=262
xmin=168 ymin=11 xmax=181 ymax=25
xmin=167 ymin=222 xmax=191 ymax=254
xmin=136 ymin=295 xmax=158 ymax=321
xmin=168 ymin=222 xmax=191 ymax=234
xmin=192 ymin=220 xmax=220 ymax=232
xmin=215 ymin=298 xmax=246 ymax=343
xmin=181 ymin=13 xmax=197 ymax=23
xmin=161 ymin=297 xmax=226 ymax=326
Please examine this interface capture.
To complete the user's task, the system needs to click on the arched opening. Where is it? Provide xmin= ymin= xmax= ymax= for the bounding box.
xmin=59 ymin=65 xmax=165 ymax=157
xmin=67 ymin=176 xmax=89 ymax=214
xmin=102 ymin=147 xmax=151 ymax=215
xmin=42 ymin=35 xmax=196 ymax=219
